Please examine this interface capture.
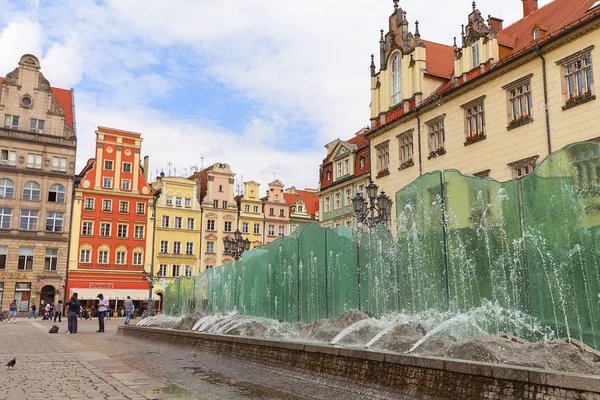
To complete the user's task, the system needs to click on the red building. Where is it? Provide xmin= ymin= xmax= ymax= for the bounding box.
xmin=67 ymin=127 xmax=156 ymax=312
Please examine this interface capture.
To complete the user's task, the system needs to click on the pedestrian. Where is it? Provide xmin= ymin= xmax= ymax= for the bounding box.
xmin=65 ymin=293 xmax=80 ymax=334
xmin=8 ymin=299 xmax=17 ymax=323
xmin=124 ymin=296 xmax=134 ymax=325
xmin=79 ymin=305 xmax=84 ymax=320
xmin=96 ymin=294 xmax=108 ymax=333
xmin=106 ymin=306 xmax=111 ymax=320
xmin=49 ymin=303 xmax=54 ymax=319
xmin=53 ymin=300 xmax=63 ymax=323
xmin=28 ymin=304 xmax=37 ymax=319
xmin=120 ymin=307 xmax=125 ymax=318
xmin=45 ymin=303 xmax=50 ymax=317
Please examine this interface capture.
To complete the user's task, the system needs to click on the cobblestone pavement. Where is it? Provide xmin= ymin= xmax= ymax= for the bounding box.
xmin=0 ymin=317 xmax=373 ymax=400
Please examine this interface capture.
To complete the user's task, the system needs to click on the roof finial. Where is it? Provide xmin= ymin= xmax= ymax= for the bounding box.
xmin=472 ymin=1 xmax=476 ymax=11
xmin=393 ymin=0 xmax=399 ymax=10
xmin=414 ymin=20 xmax=420 ymax=37
xmin=380 ymin=29 xmax=384 ymax=41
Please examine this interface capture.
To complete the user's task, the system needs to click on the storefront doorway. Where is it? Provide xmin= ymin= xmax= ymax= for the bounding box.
xmin=39 ymin=285 xmax=56 ymax=309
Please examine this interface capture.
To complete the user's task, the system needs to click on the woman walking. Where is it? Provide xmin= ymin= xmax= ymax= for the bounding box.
xmin=65 ymin=293 xmax=80 ymax=334
xmin=53 ymin=300 xmax=63 ymax=323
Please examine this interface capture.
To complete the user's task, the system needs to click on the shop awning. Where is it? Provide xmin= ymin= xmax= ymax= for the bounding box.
xmin=71 ymin=289 xmax=160 ymax=300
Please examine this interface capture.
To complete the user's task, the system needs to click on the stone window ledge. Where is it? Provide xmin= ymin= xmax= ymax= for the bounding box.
xmin=507 ymin=116 xmax=533 ymax=131
xmin=562 ymin=94 xmax=596 ymax=111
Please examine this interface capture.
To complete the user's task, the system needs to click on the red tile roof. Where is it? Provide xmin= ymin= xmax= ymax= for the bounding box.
xmin=421 ymin=40 xmax=454 ymax=79
xmin=0 ymin=77 xmax=74 ymax=128
xmin=498 ymin=0 xmax=599 ymax=55
xmin=189 ymin=166 xmax=212 ymax=202
xmin=346 ymin=127 xmax=370 ymax=150
xmin=284 ymin=189 xmax=319 ymax=219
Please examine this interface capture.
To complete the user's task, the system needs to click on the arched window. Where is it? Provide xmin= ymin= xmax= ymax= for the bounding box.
xmin=0 ymin=178 xmax=14 ymax=198
xmin=391 ymin=54 xmax=402 ymax=105
xmin=533 ymin=28 xmax=540 ymax=40
xmin=472 ymin=41 xmax=479 ymax=69
xmin=48 ymin=184 xmax=65 ymax=203
xmin=23 ymin=181 xmax=41 ymax=201
xmin=359 ymin=155 xmax=366 ymax=169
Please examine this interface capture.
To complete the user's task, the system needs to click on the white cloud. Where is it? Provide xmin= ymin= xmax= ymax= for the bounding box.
xmin=41 ymin=37 xmax=83 ymax=88
xmin=0 ymin=20 xmax=42 ymax=75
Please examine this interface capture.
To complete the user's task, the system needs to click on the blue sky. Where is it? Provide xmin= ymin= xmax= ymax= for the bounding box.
xmin=0 ymin=0 xmax=540 ymax=191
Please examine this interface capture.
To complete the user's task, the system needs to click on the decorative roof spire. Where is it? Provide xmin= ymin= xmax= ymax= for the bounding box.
xmin=414 ymin=20 xmax=420 ymax=37
xmin=393 ymin=0 xmax=399 ymax=10
xmin=370 ymin=54 xmax=376 ymax=77
xmin=380 ymin=29 xmax=384 ymax=42
xmin=472 ymin=1 xmax=476 ymax=11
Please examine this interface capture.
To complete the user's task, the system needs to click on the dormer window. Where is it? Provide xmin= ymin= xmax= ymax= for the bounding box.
xmin=472 ymin=42 xmax=479 ymax=69
xmin=326 ymin=170 xmax=332 ymax=181
xmin=359 ymin=156 xmax=365 ymax=169
xmin=391 ymin=54 xmax=402 ymax=106
xmin=533 ymin=28 xmax=540 ymax=40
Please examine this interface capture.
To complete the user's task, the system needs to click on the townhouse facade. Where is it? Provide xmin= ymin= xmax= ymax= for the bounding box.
xmin=318 ymin=128 xmax=371 ymax=229
xmin=284 ymin=187 xmax=319 ymax=233
xmin=153 ymin=175 xmax=202 ymax=287
xmin=67 ymin=127 xmax=156 ymax=311
xmin=237 ymin=181 xmax=264 ymax=249
xmin=366 ymin=0 xmax=600 ymax=233
xmin=0 ymin=54 xmax=77 ymax=312
xmin=191 ymin=163 xmax=238 ymax=270
xmin=262 ymin=180 xmax=289 ymax=244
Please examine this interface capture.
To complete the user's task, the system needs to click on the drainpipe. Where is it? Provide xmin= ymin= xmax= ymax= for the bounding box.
xmin=416 ymin=108 xmax=423 ymax=175
xmin=535 ymin=44 xmax=552 ymax=155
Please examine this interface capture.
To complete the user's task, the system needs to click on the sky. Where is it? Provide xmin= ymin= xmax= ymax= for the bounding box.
xmin=0 ymin=0 xmax=551 ymax=193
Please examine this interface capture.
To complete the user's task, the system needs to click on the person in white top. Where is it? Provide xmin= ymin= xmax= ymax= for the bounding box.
xmin=96 ymin=293 xmax=109 ymax=333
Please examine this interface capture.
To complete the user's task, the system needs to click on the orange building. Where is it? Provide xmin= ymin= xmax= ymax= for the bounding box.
xmin=67 ymin=127 xmax=156 ymax=312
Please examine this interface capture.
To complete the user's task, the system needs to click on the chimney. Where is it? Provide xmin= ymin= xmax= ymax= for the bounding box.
xmin=522 ymin=0 xmax=538 ymax=17
xmin=489 ymin=16 xmax=503 ymax=32
xmin=142 ymin=155 xmax=149 ymax=180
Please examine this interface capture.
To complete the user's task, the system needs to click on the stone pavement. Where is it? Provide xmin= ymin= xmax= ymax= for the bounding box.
xmin=0 ymin=316 xmax=371 ymax=400
xmin=0 ymin=317 xmax=174 ymax=400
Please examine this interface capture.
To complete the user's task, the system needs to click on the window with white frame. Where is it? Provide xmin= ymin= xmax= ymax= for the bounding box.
xmin=337 ymin=161 xmax=343 ymax=178
xmin=117 ymin=224 xmax=128 ymax=238
xmin=346 ymin=188 xmax=352 ymax=206
xmin=268 ymin=224 xmax=275 ymax=236
xmin=186 ymin=242 xmax=194 ymax=255
xmin=98 ymin=250 xmax=109 ymax=264
xmin=173 ymin=242 xmax=181 ymax=254
xmin=213 ymin=200 xmax=219 ymax=208
xmin=84 ymin=198 xmax=94 ymax=210
xmin=0 ymin=246 xmax=6 ymax=269
xmin=0 ymin=150 xmax=16 ymax=166
xmin=20 ymin=210 xmax=38 ymax=230
xmin=503 ymin=75 xmax=534 ymax=124
xmin=100 ymin=223 xmax=110 ymax=237
xmin=48 ymin=184 xmax=66 ymax=203
xmin=508 ymin=156 xmax=539 ymax=180
xmin=375 ymin=141 xmax=390 ymax=173
xmin=269 ymin=207 xmax=275 ymax=216
xmin=119 ymin=201 xmax=129 ymax=213
xmin=344 ymin=159 xmax=350 ymax=175
xmin=335 ymin=193 xmax=341 ymax=209
xmin=82 ymin=221 xmax=93 ymax=236
xmin=391 ymin=53 xmax=402 ymax=105
xmin=17 ymin=248 xmax=34 ymax=270
xmin=102 ymin=199 xmax=111 ymax=211
xmin=45 ymin=212 xmax=63 ymax=232
xmin=104 ymin=160 xmax=113 ymax=170
xmin=160 ymin=240 xmax=168 ymax=253
xmin=187 ymin=218 xmax=195 ymax=230
xmin=0 ymin=208 xmax=11 ymax=229
xmin=185 ymin=266 xmax=192 ymax=278
xmin=425 ymin=116 xmax=445 ymax=153
xmin=133 ymin=252 xmax=143 ymax=265
xmin=122 ymin=162 xmax=132 ymax=172
xmin=102 ymin=177 xmax=112 ymax=188
xmin=158 ymin=264 xmax=167 ymax=276
xmin=0 ymin=179 xmax=14 ymax=198
xmin=136 ymin=203 xmax=145 ymax=214
xmin=134 ymin=225 xmax=144 ymax=239
xmin=359 ymin=155 xmax=365 ymax=169
xmin=279 ymin=209 xmax=285 ymax=217
xmin=162 ymin=215 xmax=170 ymax=228
xmin=242 ymin=222 xmax=249 ymax=233
xmin=206 ymin=241 xmax=215 ymax=253
xmin=23 ymin=181 xmax=41 ymax=201
xmin=44 ymin=249 xmax=58 ymax=271
xmin=52 ymin=157 xmax=67 ymax=172
xmin=172 ymin=264 xmax=180 ymax=277
xmin=30 ymin=118 xmax=45 ymax=133
xmin=397 ymin=129 xmax=414 ymax=164
xmin=80 ymin=249 xmax=91 ymax=263
xmin=174 ymin=216 xmax=182 ymax=229
xmin=224 ymin=221 xmax=232 ymax=232
xmin=4 ymin=114 xmax=19 ymax=129
xmin=253 ymin=205 xmax=259 ymax=213
xmin=278 ymin=226 xmax=285 ymax=236
xmin=325 ymin=196 xmax=331 ymax=212
xmin=167 ymin=196 xmax=173 ymax=205
xmin=207 ymin=219 xmax=215 ymax=230
xmin=222 ymin=200 xmax=228 ymax=209
xmin=462 ymin=97 xmax=486 ymax=139
xmin=121 ymin=180 xmax=131 ymax=190
xmin=253 ymin=223 xmax=260 ymax=234
xmin=244 ymin=205 xmax=250 ymax=212
xmin=175 ymin=197 xmax=182 ymax=207
xmin=116 ymin=251 xmax=126 ymax=265
xmin=472 ymin=41 xmax=479 ymax=69
xmin=184 ymin=198 xmax=191 ymax=207
xmin=559 ymin=47 xmax=594 ymax=102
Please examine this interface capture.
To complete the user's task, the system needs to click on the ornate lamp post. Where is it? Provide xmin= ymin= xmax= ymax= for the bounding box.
xmin=351 ymin=180 xmax=393 ymax=230
xmin=141 ymin=270 xmax=162 ymax=317
xmin=223 ymin=229 xmax=251 ymax=261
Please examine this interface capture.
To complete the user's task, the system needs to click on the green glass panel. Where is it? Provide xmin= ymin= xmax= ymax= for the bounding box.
xmin=299 ymin=223 xmax=327 ymax=322
xmin=210 ymin=262 xmax=237 ymax=314
xmin=326 ymin=228 xmax=359 ymax=317
xmin=522 ymin=142 xmax=600 ymax=347
xmin=395 ymin=171 xmax=447 ymax=313
xmin=236 ymin=249 xmax=269 ymax=318
xmin=266 ymin=235 xmax=300 ymax=322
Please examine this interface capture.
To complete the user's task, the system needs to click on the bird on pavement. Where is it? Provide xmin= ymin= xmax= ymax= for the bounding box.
xmin=6 ymin=358 xmax=15 ymax=369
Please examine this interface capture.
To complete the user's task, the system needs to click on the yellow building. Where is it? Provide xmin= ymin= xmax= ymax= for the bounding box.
xmin=152 ymin=175 xmax=202 ymax=286
xmin=367 ymin=0 xmax=600 ymax=233
xmin=237 ymin=181 xmax=264 ymax=249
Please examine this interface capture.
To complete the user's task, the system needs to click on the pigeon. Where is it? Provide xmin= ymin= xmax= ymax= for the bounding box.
xmin=6 ymin=358 xmax=15 ymax=369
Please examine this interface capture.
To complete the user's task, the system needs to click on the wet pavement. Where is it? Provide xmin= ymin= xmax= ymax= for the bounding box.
xmin=0 ymin=317 xmax=372 ymax=399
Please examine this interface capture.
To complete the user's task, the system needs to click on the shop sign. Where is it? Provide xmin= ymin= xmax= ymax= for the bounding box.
xmin=89 ymin=283 xmax=114 ymax=289
xmin=0 ymin=271 xmax=29 ymax=280
xmin=15 ymin=283 xmax=31 ymax=291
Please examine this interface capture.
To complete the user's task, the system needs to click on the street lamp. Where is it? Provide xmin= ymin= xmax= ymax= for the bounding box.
xmin=223 ymin=229 xmax=250 ymax=261
xmin=352 ymin=180 xmax=393 ymax=230
xmin=142 ymin=270 xmax=162 ymax=316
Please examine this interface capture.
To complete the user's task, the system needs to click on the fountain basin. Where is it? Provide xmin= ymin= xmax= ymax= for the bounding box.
xmin=119 ymin=325 xmax=600 ymax=399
